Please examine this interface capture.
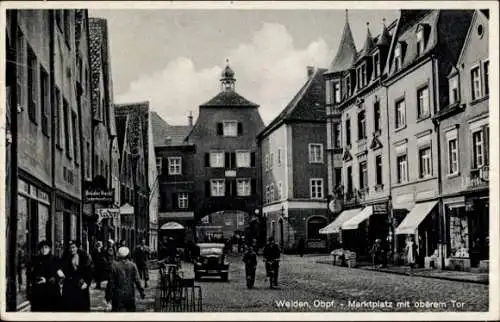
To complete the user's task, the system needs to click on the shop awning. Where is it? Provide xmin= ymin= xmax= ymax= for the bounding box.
xmin=160 ymin=221 xmax=185 ymax=230
xmin=341 ymin=206 xmax=374 ymax=230
xmin=319 ymin=208 xmax=362 ymax=234
xmin=120 ymin=203 xmax=134 ymax=215
xmin=395 ymin=201 xmax=438 ymax=235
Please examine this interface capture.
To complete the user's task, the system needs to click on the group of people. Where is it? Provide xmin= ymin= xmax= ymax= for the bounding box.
xmin=242 ymin=236 xmax=281 ymax=287
xmin=27 ymin=238 xmax=151 ymax=312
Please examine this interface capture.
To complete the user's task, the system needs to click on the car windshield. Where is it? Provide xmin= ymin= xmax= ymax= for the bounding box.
xmin=200 ymin=247 xmax=223 ymax=255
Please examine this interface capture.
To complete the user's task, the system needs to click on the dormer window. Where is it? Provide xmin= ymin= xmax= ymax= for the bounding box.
xmin=345 ymin=75 xmax=352 ymax=97
xmin=449 ymin=74 xmax=459 ymax=105
xmin=333 ymin=81 xmax=341 ymax=103
xmin=356 ymin=63 xmax=367 ymax=89
xmin=373 ymin=52 xmax=380 ymax=79
xmin=394 ymin=43 xmax=402 ymax=71
xmin=416 ymin=24 xmax=429 ymax=57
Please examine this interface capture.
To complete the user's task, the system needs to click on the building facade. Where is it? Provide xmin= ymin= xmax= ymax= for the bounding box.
xmin=386 ymin=10 xmax=474 ymax=266
xmin=434 ymin=9 xmax=489 ymax=269
xmin=187 ymin=64 xmax=265 ymax=244
xmin=152 ymin=112 xmax=196 ymax=248
xmin=115 ymin=102 xmax=150 ymax=250
xmin=258 ymin=67 xmax=329 ymax=253
xmin=86 ymin=17 xmax=120 ymax=248
xmin=6 ymin=9 xmax=95 ymax=310
xmin=322 ymin=13 xmax=396 ymax=257
xmin=323 ymin=10 xmax=477 ymax=265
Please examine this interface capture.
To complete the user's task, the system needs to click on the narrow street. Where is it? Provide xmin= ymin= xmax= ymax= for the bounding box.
xmin=194 ymin=255 xmax=488 ymax=312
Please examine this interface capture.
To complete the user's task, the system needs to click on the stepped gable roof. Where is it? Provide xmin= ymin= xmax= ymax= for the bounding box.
xmin=328 ymin=11 xmax=358 ymax=73
xmin=258 ymin=67 xmax=327 ymax=139
xmin=200 ymin=90 xmax=259 ymax=108
xmin=151 ymin=112 xmax=191 ymax=147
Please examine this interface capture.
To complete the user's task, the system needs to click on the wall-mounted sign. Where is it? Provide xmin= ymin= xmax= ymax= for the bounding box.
xmin=84 ymin=175 xmax=114 ymax=203
xmin=85 ymin=190 xmax=114 ymax=203
xmin=373 ymin=203 xmax=388 ymax=214
xmin=225 ymin=170 xmax=236 ymax=177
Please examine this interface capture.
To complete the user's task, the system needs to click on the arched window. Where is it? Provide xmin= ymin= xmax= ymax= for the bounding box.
xmin=307 ymin=216 xmax=327 ymax=240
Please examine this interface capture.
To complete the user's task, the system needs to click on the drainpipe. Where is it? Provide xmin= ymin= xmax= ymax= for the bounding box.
xmin=431 ymin=54 xmax=445 ymax=269
xmin=7 ymin=9 xmax=19 ymax=312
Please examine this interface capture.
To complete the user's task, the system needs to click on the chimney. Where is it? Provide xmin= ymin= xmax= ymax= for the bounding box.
xmin=188 ymin=111 xmax=193 ymax=127
xmin=307 ymin=66 xmax=315 ymax=79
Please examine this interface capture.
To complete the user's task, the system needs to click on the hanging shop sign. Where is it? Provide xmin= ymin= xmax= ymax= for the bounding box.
xmin=84 ymin=175 xmax=114 ymax=203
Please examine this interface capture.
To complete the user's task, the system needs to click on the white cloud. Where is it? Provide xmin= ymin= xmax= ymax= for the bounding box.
xmin=116 ymin=22 xmax=332 ymax=126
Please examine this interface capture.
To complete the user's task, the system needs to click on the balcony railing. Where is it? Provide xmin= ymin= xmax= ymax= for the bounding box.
xmin=463 ymin=167 xmax=489 ymax=190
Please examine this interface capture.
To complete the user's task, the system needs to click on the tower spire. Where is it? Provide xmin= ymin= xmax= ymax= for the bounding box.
xmin=376 ymin=17 xmax=391 ymax=47
xmin=220 ymin=59 xmax=236 ymax=91
xmin=328 ymin=9 xmax=358 ymax=73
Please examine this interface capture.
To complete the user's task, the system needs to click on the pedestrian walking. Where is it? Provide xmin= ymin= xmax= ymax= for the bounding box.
xmin=297 ymin=237 xmax=305 ymax=257
xmin=16 ymin=242 xmax=26 ymax=292
xmin=60 ymin=240 xmax=93 ymax=312
xmin=105 ymin=246 xmax=145 ymax=312
xmin=405 ymin=236 xmax=418 ymax=273
xmin=370 ymin=239 xmax=382 ymax=268
xmin=91 ymin=241 xmax=109 ymax=289
xmin=133 ymin=238 xmax=150 ymax=288
xmin=28 ymin=240 xmax=63 ymax=311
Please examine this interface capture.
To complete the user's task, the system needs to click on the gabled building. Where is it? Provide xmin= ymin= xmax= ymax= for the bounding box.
xmin=115 ymin=102 xmax=150 ymax=249
xmin=322 ymin=12 xmax=397 ymax=257
xmin=84 ymin=17 xmax=120 ymax=248
xmin=152 ymin=112 xmax=196 ymax=248
xmin=257 ymin=66 xmax=328 ymax=253
xmin=75 ymin=9 xmax=93 ymax=251
xmin=433 ymin=9 xmax=489 ymax=270
xmin=187 ymin=64 xmax=265 ymax=243
xmin=386 ymin=10 xmax=474 ymax=267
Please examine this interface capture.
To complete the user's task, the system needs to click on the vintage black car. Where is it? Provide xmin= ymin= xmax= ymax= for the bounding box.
xmin=194 ymin=243 xmax=229 ymax=281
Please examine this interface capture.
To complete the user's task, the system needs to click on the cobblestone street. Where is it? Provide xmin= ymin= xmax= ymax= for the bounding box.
xmin=89 ymin=269 xmax=159 ymax=312
xmin=194 ymin=255 xmax=488 ymax=312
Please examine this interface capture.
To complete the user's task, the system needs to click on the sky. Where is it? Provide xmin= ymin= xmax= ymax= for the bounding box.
xmin=89 ymin=8 xmax=399 ymax=126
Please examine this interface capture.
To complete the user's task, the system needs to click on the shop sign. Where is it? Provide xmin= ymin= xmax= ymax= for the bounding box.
xmin=38 ymin=190 xmax=50 ymax=204
xmin=85 ymin=175 xmax=114 ymax=203
xmin=85 ymin=190 xmax=114 ymax=203
xmin=373 ymin=203 xmax=388 ymax=214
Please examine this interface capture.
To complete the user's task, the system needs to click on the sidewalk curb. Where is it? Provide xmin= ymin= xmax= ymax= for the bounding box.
xmin=315 ymin=259 xmax=489 ymax=285
xmin=358 ymin=266 xmax=489 ymax=285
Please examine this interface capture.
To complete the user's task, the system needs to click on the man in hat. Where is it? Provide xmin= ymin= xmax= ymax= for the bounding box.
xmin=105 ymin=246 xmax=145 ymax=312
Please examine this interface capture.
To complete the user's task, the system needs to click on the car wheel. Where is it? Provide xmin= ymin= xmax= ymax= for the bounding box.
xmin=221 ymin=273 xmax=228 ymax=281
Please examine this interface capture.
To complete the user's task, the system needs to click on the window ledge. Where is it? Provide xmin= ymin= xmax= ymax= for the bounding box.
xmin=470 ymin=95 xmax=489 ymax=106
xmin=446 ymin=172 xmax=461 ymax=179
xmin=394 ymin=125 xmax=407 ymax=133
xmin=309 ymin=161 xmax=324 ymax=164
xmin=417 ymin=115 xmax=431 ymax=123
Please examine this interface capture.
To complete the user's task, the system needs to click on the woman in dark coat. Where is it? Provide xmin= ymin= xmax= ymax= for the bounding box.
xmin=29 ymin=240 xmax=63 ymax=311
xmin=61 ymin=240 xmax=93 ymax=312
